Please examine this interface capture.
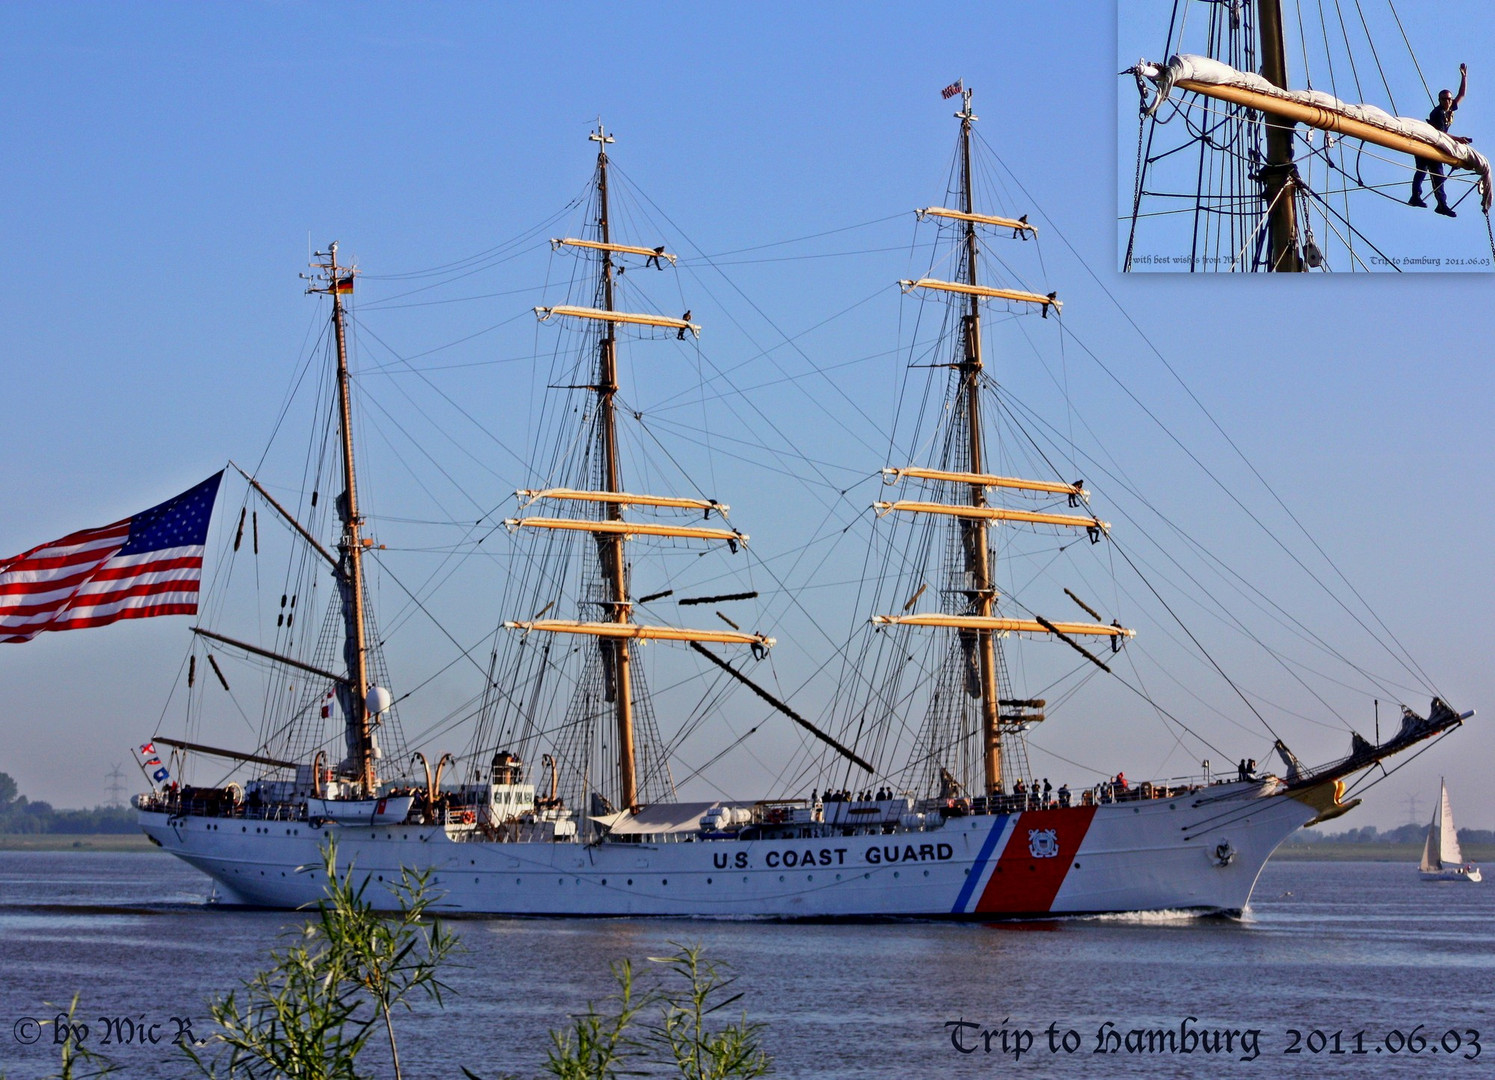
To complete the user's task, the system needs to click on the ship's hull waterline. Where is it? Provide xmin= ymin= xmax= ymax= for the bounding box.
xmin=139 ymin=780 xmax=1327 ymax=918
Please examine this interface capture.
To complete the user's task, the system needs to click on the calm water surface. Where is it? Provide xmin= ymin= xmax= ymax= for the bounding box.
xmin=1 ymin=851 xmax=1491 ymax=1078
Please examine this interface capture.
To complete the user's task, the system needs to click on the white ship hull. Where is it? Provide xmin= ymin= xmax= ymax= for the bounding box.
xmin=140 ymin=780 xmax=1327 ymax=918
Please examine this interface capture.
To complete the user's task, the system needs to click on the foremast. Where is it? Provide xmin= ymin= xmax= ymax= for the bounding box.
xmin=512 ymin=124 xmax=771 ymax=812
xmin=308 ymin=243 xmax=377 ymax=796
xmin=877 ymin=89 xmax=1131 ymax=799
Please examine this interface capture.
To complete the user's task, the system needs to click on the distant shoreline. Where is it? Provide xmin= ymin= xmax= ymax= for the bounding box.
xmin=1272 ymin=841 xmax=1494 ymax=862
xmin=0 ymin=833 xmax=158 ymax=852
xmin=4 ymin=832 xmax=1491 ymax=864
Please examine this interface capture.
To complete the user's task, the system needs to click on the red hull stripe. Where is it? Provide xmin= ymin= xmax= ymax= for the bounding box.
xmin=974 ymin=806 xmax=1097 ymax=915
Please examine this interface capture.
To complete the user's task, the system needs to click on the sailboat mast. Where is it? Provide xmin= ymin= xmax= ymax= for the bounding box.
xmin=590 ymin=124 xmax=639 ymax=812
xmin=1257 ymin=0 xmax=1303 ymax=272
xmin=955 ymin=92 xmax=1004 ymax=797
xmin=321 ymin=243 xmax=376 ymax=794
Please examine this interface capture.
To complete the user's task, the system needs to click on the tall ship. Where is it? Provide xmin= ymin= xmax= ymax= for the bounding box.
xmin=137 ymin=93 xmax=1470 ymax=917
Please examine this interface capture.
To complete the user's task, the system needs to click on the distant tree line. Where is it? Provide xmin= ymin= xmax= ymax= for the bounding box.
xmin=1299 ymin=821 xmax=1495 ymax=846
xmin=0 ymin=771 xmax=136 ymax=834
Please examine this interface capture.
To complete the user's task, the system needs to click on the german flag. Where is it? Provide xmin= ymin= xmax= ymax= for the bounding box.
xmin=335 ymin=276 xmax=354 ymax=294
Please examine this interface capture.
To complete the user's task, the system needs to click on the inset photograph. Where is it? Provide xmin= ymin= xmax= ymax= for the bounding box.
xmin=1118 ymin=0 xmax=1492 ymax=272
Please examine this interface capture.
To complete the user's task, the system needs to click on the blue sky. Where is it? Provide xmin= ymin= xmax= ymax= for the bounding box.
xmin=2 ymin=2 xmax=1492 ymax=829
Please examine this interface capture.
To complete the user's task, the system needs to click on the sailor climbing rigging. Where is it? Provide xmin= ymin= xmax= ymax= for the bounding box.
xmin=1411 ymin=64 xmax=1470 ymax=217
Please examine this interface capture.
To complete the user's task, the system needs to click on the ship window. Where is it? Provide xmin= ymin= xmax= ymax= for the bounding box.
xmin=707 ymin=878 xmax=713 ymax=885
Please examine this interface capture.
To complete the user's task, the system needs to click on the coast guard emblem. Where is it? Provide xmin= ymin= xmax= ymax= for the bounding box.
xmin=1027 ymin=828 xmax=1059 ymax=859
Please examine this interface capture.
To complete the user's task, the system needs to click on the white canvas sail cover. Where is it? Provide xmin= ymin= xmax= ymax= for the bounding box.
xmin=1141 ymin=54 xmax=1492 ymax=212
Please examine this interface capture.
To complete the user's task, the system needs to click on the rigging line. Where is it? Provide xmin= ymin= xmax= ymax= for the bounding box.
xmin=608 ymin=163 xmax=891 ymax=462
xmin=983 ymin=135 xmax=1436 ymax=688
xmin=253 ymin=316 xmax=330 ymax=479
xmin=1331 ymin=0 xmax=1368 ymax=104
xmin=364 ymin=285 xmax=550 ymax=311
xmin=997 ymin=385 xmax=1421 ymax=704
xmin=360 ymin=239 xmax=554 ymax=307
xmin=349 ymin=317 xmax=533 ymax=473
xmin=1351 ymin=0 xmax=1398 ymax=113
xmin=637 ymin=289 xmax=892 ymax=415
xmin=1296 ymin=177 xmax=1405 ymax=273
xmin=1386 ymin=0 xmax=1433 ymax=104
xmin=683 ymin=244 xmax=930 ymax=267
xmin=360 ymin=308 xmax=534 ymax=364
xmin=1110 ymin=537 xmax=1281 ymax=742
xmin=361 ymin=197 xmax=583 ymax=281
xmin=362 ymin=550 xmax=495 ymax=687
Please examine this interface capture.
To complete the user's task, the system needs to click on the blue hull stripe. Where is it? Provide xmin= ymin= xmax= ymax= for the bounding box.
xmin=951 ymin=813 xmax=1010 ymax=914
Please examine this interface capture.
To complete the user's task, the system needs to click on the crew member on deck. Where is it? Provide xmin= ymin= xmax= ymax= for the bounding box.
xmin=1411 ymin=64 xmax=1470 ymax=217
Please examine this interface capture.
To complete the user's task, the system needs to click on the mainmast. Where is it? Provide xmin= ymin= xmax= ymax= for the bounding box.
xmin=515 ymin=125 xmax=772 ymax=815
xmin=590 ymin=124 xmax=640 ymax=812
xmin=1257 ymin=0 xmax=1303 ymax=272
xmin=309 ymin=243 xmax=376 ymax=794
xmin=953 ymin=91 xmax=1004 ymax=797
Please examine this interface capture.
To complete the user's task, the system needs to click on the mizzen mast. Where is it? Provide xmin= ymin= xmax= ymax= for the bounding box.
xmin=308 ymin=243 xmax=377 ymax=794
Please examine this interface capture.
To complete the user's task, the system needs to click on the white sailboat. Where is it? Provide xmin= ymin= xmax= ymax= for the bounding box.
xmin=1419 ymin=780 xmax=1482 ymax=882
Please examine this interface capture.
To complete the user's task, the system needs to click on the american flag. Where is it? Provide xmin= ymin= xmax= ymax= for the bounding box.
xmin=0 ymin=472 xmax=223 ymax=643
xmin=942 ymin=79 xmax=964 ymax=100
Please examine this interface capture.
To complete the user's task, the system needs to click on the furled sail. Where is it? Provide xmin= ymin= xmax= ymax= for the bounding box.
xmin=1138 ymin=54 xmax=1492 ymax=212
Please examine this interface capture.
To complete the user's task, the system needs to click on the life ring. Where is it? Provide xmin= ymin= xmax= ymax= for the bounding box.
xmin=459 ymin=809 xmax=476 ymax=825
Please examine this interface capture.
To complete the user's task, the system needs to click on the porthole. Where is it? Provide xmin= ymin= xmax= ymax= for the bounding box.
xmin=662 ymin=879 xmax=668 ymax=885
xmin=923 ymin=870 xmax=929 ymax=877
xmin=707 ymin=877 xmax=713 ymax=884
xmin=893 ymin=871 xmax=900 ymax=879
xmin=627 ymin=879 xmax=633 ymax=885
xmin=778 ymin=875 xmax=785 ymax=882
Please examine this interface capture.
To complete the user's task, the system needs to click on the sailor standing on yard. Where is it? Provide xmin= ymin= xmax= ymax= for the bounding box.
xmin=1411 ymin=63 xmax=1470 ymax=217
